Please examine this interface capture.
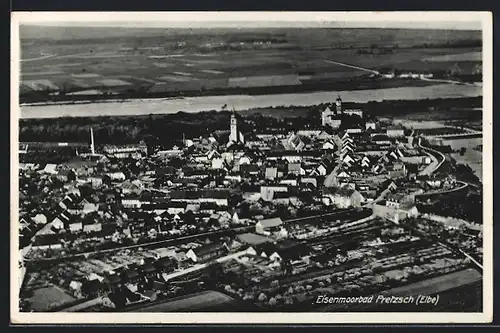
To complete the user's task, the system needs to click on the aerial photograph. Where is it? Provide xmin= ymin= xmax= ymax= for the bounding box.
xmin=14 ymin=13 xmax=486 ymax=317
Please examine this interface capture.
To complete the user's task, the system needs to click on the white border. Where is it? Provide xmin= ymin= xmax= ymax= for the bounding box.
xmin=10 ymin=11 xmax=493 ymax=324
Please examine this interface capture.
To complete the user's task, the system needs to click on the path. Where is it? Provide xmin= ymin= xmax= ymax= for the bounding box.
xmin=21 ymin=53 xmax=56 ymax=62
xmin=418 ymin=137 xmax=446 ymax=176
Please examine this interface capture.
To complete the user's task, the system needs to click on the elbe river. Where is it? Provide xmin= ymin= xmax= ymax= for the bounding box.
xmin=20 ymin=83 xmax=482 ymax=119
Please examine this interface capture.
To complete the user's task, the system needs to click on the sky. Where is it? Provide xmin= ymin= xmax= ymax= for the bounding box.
xmin=14 ymin=12 xmax=485 ymax=30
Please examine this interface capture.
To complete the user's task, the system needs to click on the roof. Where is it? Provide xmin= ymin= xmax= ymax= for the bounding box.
xmin=193 ymin=243 xmax=227 ymax=256
xmin=257 ymin=217 xmax=283 ymax=229
xmin=387 ymin=193 xmax=405 ymax=202
xmin=335 ymin=186 xmax=357 ymax=197
xmin=265 ymin=167 xmax=278 ymax=178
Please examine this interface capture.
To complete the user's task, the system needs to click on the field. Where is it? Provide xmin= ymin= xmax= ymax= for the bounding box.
xmin=19 ymin=26 xmax=482 ymax=102
xmin=25 ymin=285 xmax=77 ymax=312
xmin=380 ymin=268 xmax=481 ymax=296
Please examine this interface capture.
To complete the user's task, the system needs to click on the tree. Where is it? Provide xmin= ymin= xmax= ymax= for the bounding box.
xmin=258 ymin=293 xmax=267 ymax=302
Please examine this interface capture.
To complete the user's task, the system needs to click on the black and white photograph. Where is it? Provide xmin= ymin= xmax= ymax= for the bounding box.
xmin=10 ymin=11 xmax=492 ymax=324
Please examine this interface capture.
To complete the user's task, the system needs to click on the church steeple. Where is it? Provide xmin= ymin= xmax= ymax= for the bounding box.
xmin=335 ymin=95 xmax=342 ymax=115
xmin=90 ymin=127 xmax=95 ymax=155
xmin=229 ymin=111 xmax=238 ymax=143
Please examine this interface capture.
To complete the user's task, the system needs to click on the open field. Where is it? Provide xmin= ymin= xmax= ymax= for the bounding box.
xmin=19 ymin=26 xmax=481 ymax=102
xmin=381 ymin=268 xmax=481 ymax=297
xmin=26 ymin=285 xmax=76 ymax=312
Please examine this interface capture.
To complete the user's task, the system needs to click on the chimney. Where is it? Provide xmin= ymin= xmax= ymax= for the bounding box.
xmin=90 ymin=127 xmax=95 ymax=155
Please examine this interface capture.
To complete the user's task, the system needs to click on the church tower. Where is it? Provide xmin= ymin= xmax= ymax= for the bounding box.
xmin=335 ymin=95 xmax=343 ymax=115
xmin=229 ymin=112 xmax=238 ymax=143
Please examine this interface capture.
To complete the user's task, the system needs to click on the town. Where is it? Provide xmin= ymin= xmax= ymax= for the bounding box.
xmin=18 ymin=96 xmax=483 ymax=312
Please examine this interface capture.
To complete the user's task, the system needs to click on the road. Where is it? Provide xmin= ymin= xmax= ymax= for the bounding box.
xmin=420 ymin=76 xmax=480 ymax=87
xmin=418 ymin=137 xmax=446 ymax=176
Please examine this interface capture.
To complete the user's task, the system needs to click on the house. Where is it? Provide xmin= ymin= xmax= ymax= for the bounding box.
xmin=405 ymin=163 xmax=419 ymax=180
xmin=322 ymin=141 xmax=336 ymax=150
xmin=287 ymin=163 xmax=304 ymax=176
xmin=57 ymin=169 xmax=76 ymax=182
xmin=69 ymin=222 xmax=83 ymax=233
xmin=106 ymin=172 xmax=126 ymax=181
xmin=265 ymin=167 xmax=278 ymax=180
xmin=122 ymin=195 xmax=141 ymax=209
xmin=385 ymin=193 xmax=405 ymax=209
xmin=40 ymin=164 xmax=59 ymax=175
xmin=373 ymin=202 xmax=419 ymax=224
xmin=32 ymin=213 xmax=48 ymax=225
xmin=83 ymin=222 xmax=102 ymax=233
xmin=185 ymin=243 xmax=229 ymax=263
xmin=386 ymin=126 xmax=405 ymax=138
xmin=239 ymin=156 xmax=251 ymax=165
xmin=365 ymin=122 xmax=377 ymax=130
xmin=269 ymin=192 xmax=300 ymax=206
xmin=331 ymin=186 xmax=365 ymax=208
xmin=119 ymin=180 xmax=144 ymax=195
xmin=255 ymin=217 xmax=284 ymax=236
xmin=89 ymin=176 xmax=103 ymax=188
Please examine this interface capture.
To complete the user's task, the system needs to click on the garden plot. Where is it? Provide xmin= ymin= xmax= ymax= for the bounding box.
xmin=22 ymin=79 xmax=60 ymax=91
xmin=424 ymin=51 xmax=482 ymax=62
xmin=71 ymin=73 xmax=102 ymax=78
xmin=200 ymin=69 xmax=224 ymax=75
xmin=158 ymin=75 xmax=195 ymax=82
xmin=153 ymin=62 xmax=175 ymax=68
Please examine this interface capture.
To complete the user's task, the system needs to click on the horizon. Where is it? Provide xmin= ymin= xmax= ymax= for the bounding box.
xmin=21 ymin=21 xmax=482 ymax=31
xmin=13 ymin=11 xmax=485 ymax=31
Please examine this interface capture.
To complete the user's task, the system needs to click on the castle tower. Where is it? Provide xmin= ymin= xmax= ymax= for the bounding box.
xmin=229 ymin=112 xmax=238 ymax=143
xmin=336 ymin=95 xmax=343 ymax=115
xmin=90 ymin=127 xmax=95 ymax=155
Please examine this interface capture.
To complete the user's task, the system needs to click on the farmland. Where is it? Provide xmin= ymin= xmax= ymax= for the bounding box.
xmin=19 ymin=26 xmax=482 ymax=103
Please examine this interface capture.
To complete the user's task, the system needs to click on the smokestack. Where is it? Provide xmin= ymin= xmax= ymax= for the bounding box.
xmin=90 ymin=127 xmax=95 ymax=155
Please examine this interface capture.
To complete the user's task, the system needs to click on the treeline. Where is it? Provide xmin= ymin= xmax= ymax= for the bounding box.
xmin=20 ymin=75 xmax=424 ymax=104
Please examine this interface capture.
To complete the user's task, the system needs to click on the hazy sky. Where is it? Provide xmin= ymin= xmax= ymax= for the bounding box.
xmin=26 ymin=21 xmax=482 ymax=30
xmin=14 ymin=12 xmax=485 ymax=30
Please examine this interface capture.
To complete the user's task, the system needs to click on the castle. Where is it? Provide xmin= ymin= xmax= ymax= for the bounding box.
xmin=321 ymin=96 xmax=344 ymax=129
xmin=322 ymin=96 xmax=363 ymax=129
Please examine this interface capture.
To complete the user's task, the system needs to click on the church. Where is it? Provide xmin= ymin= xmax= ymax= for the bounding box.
xmin=227 ymin=112 xmax=245 ymax=147
xmin=321 ymin=96 xmax=344 ymax=129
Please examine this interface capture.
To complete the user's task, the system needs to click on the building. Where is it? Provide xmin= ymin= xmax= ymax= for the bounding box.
xmin=321 ymin=105 xmax=342 ymax=129
xmin=103 ymin=143 xmax=148 ymax=159
xmin=365 ymin=122 xmax=377 ymax=130
xmin=331 ymin=186 xmax=366 ymax=208
xmin=344 ymin=109 xmax=364 ymax=118
xmin=228 ymin=112 xmax=245 ymax=145
xmin=386 ymin=126 xmax=405 ymax=138
xmin=255 ymin=217 xmax=285 ymax=236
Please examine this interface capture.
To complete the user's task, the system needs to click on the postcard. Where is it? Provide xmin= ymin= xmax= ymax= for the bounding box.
xmin=10 ymin=11 xmax=493 ymax=324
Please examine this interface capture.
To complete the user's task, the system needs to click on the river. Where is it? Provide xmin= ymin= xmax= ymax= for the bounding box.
xmin=20 ymin=83 xmax=482 ymax=119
